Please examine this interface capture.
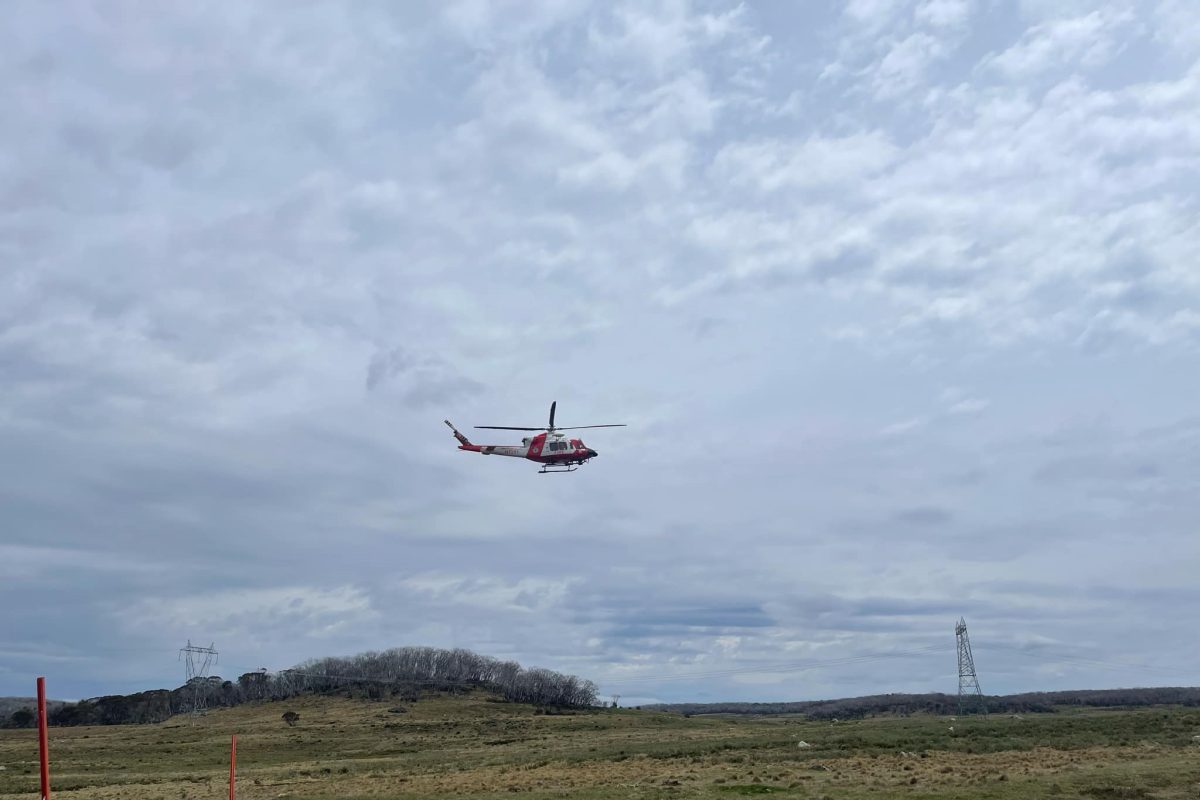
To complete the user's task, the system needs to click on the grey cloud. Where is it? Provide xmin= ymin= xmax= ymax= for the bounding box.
xmin=690 ymin=316 xmax=726 ymax=338
xmin=809 ymin=244 xmax=876 ymax=283
xmin=59 ymin=122 xmax=115 ymax=167
xmin=3 ymin=0 xmax=1199 ymax=704
xmin=366 ymin=348 xmax=418 ymax=391
xmin=849 ymin=597 xmax=966 ymax=618
xmin=365 ymin=347 xmax=483 ymax=406
xmin=893 ymin=506 xmax=953 ymax=526
xmin=588 ymin=604 xmax=776 ymax=634
xmin=1035 ymin=455 xmax=1161 ymax=486
xmin=133 ymin=123 xmax=202 ymax=171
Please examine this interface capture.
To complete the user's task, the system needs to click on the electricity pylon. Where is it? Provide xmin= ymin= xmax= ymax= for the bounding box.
xmin=955 ymin=618 xmax=986 ymax=715
xmin=179 ymin=640 xmax=219 ymax=717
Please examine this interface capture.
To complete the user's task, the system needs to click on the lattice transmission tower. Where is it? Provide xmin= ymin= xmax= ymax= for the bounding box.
xmin=178 ymin=640 xmax=219 ymax=717
xmin=955 ymin=618 xmax=986 ymax=715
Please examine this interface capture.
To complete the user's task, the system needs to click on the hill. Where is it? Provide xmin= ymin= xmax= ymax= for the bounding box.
xmin=0 ymin=697 xmax=69 ymax=725
xmin=650 ymin=687 xmax=1200 ymax=719
xmin=2 ymin=691 xmax=1199 ymax=798
xmin=1 ymin=646 xmax=596 ymax=728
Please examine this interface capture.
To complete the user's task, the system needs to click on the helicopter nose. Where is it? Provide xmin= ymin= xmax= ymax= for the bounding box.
xmin=587 ymin=449 xmax=598 ymax=458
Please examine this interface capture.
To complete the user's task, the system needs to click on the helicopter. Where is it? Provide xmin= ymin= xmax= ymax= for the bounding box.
xmin=444 ymin=401 xmax=625 ymax=473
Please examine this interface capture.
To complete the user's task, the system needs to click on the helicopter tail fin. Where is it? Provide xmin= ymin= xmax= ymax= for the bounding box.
xmin=444 ymin=420 xmax=473 ymax=448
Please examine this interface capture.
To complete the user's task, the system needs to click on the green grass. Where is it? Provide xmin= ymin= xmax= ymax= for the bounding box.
xmin=1 ymin=693 xmax=1198 ymax=798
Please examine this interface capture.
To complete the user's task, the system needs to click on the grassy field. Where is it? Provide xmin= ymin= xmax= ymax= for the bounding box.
xmin=2 ymin=692 xmax=1199 ymax=799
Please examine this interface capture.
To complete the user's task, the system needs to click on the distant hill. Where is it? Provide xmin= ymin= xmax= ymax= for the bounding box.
xmin=649 ymin=687 xmax=1200 ymax=719
xmin=1 ymin=646 xmax=597 ymax=728
xmin=0 ymin=697 xmax=69 ymax=726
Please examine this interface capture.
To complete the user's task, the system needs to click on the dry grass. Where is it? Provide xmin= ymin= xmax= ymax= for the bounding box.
xmin=2 ymin=692 xmax=1199 ymax=798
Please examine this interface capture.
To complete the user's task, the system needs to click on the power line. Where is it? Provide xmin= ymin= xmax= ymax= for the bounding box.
xmin=32 ymin=634 xmax=1187 ymax=702
xmin=982 ymin=642 xmax=1196 ymax=679
xmin=599 ymin=644 xmax=952 ymax=686
xmin=212 ymin=646 xmax=951 ymax=692
xmin=232 ymin=640 xmax=1192 ymax=688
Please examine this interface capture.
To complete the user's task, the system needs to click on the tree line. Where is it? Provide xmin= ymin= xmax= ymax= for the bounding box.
xmin=649 ymin=687 xmax=1200 ymax=719
xmin=2 ymin=646 xmax=598 ymax=728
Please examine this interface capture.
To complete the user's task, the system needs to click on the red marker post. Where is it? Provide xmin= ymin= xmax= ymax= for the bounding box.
xmin=229 ymin=734 xmax=237 ymax=800
xmin=37 ymin=676 xmax=50 ymax=800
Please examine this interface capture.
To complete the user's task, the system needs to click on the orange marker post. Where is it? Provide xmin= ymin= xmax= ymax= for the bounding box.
xmin=229 ymin=734 xmax=237 ymax=800
xmin=37 ymin=676 xmax=50 ymax=800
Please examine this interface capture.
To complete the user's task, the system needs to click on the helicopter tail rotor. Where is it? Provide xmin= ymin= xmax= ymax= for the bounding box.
xmin=444 ymin=420 xmax=472 ymax=447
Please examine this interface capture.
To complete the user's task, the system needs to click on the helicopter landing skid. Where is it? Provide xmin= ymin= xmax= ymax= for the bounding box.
xmin=539 ymin=464 xmax=580 ymax=474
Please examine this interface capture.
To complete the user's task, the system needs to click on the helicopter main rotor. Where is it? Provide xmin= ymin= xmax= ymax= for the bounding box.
xmin=474 ymin=401 xmax=626 ymax=434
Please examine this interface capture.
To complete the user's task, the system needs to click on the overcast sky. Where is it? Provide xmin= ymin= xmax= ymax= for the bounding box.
xmin=3 ymin=0 xmax=1199 ymax=705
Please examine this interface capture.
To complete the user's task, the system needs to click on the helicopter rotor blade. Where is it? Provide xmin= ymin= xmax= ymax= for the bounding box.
xmin=553 ymin=424 xmax=627 ymax=430
xmin=549 ymin=401 xmax=556 ymax=430
xmin=474 ymin=426 xmax=545 ymax=431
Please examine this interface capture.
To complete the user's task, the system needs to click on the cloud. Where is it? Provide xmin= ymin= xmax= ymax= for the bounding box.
xmin=981 ymin=8 xmax=1137 ymax=79
xmin=881 ymin=417 xmax=927 ymax=436
xmin=940 ymin=387 xmax=990 ymax=415
xmin=2 ymin=0 xmax=1199 ymax=705
xmin=894 ymin=506 xmax=954 ymax=526
xmin=401 ymin=573 xmax=575 ymax=613
xmin=122 ymin=586 xmax=378 ymax=641
xmin=872 ymin=31 xmax=954 ymax=97
xmin=366 ymin=347 xmax=483 ymax=406
xmin=0 ymin=544 xmax=164 ymax=582
xmin=712 ymin=132 xmax=899 ymax=192
xmin=915 ymin=0 xmax=971 ymax=30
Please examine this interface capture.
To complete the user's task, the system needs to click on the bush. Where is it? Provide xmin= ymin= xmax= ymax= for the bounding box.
xmin=8 ymin=708 xmax=34 ymax=727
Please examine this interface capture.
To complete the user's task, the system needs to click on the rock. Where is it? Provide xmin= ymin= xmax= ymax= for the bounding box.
xmin=797 ymin=741 xmax=811 ymax=749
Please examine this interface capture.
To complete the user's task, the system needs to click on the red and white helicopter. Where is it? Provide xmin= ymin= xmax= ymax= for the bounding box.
xmin=444 ymin=401 xmax=624 ymax=473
